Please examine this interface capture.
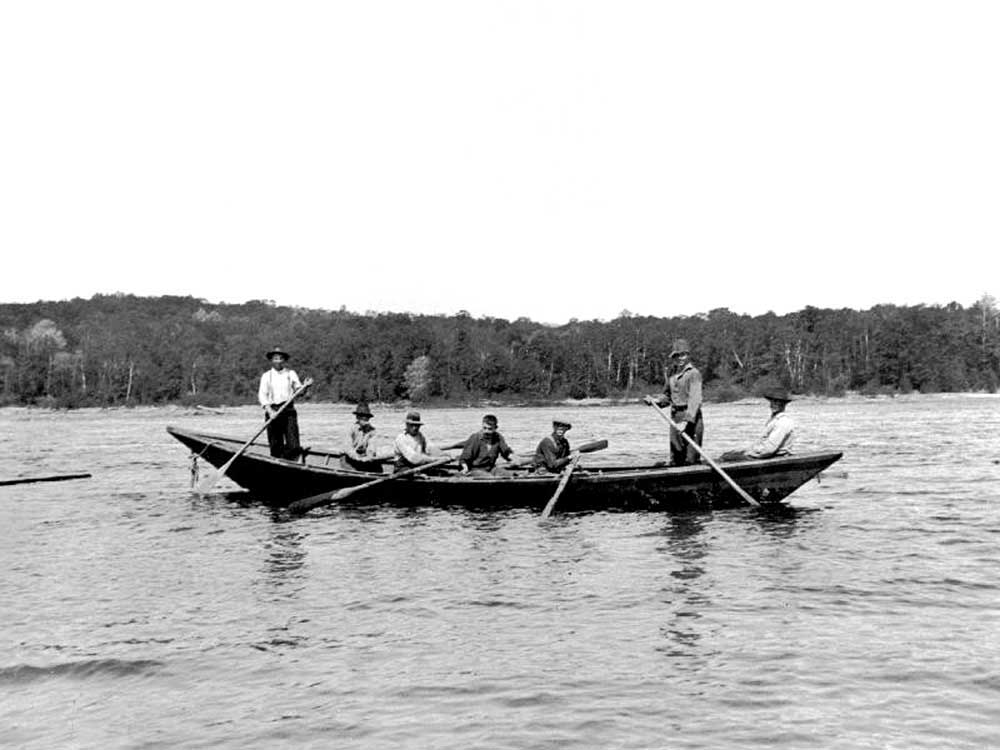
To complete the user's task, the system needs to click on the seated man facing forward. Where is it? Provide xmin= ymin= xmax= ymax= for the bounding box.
xmin=459 ymin=414 xmax=514 ymax=476
xmin=719 ymin=386 xmax=795 ymax=461
xmin=393 ymin=411 xmax=441 ymax=471
xmin=533 ymin=419 xmax=573 ymax=474
xmin=343 ymin=402 xmax=383 ymax=472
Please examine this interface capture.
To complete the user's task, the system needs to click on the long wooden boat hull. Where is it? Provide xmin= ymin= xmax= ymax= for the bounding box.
xmin=167 ymin=425 xmax=842 ymax=511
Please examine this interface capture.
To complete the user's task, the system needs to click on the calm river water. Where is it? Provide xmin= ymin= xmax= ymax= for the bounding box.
xmin=3 ymin=395 xmax=999 ymax=749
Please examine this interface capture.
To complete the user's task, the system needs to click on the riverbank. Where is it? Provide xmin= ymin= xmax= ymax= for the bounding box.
xmin=3 ymin=390 xmax=998 ymax=416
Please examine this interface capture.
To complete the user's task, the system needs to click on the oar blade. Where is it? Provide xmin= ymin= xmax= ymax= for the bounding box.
xmin=577 ymin=439 xmax=608 ymax=454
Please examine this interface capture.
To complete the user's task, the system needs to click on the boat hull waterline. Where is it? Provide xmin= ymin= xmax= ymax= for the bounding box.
xmin=167 ymin=426 xmax=842 ymax=511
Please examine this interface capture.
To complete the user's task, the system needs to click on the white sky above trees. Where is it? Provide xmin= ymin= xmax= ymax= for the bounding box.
xmin=2 ymin=1 xmax=998 ymax=324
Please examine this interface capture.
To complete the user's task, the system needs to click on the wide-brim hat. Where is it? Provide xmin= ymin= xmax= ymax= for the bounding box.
xmin=353 ymin=402 xmax=373 ymax=418
xmin=762 ymin=386 xmax=793 ymax=402
xmin=405 ymin=411 xmax=423 ymax=425
xmin=669 ymin=339 xmax=690 ymax=357
xmin=553 ymin=418 xmax=572 ymax=430
xmin=266 ymin=347 xmax=290 ymax=360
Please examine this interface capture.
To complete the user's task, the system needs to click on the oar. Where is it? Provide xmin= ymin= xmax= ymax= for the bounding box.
xmin=0 ymin=473 xmax=92 ymax=487
xmin=540 ymin=453 xmax=582 ymax=519
xmin=645 ymin=400 xmax=760 ymax=507
xmin=289 ymin=456 xmax=454 ymax=514
xmin=197 ymin=381 xmax=311 ymax=494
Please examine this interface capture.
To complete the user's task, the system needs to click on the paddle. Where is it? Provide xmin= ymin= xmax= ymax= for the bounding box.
xmin=0 ymin=473 xmax=92 ymax=487
xmin=540 ymin=453 xmax=582 ymax=519
xmin=197 ymin=380 xmax=312 ymax=494
xmin=644 ymin=400 xmax=760 ymax=507
xmin=289 ymin=456 xmax=454 ymax=514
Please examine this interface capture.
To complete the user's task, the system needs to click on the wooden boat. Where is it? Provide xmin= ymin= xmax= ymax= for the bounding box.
xmin=167 ymin=425 xmax=843 ymax=512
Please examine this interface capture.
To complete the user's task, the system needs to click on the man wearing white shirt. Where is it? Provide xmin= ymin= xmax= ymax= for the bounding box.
xmin=719 ymin=386 xmax=795 ymax=462
xmin=258 ymin=347 xmax=312 ymax=459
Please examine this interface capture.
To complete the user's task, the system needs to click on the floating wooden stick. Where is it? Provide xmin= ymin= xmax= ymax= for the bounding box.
xmin=0 ymin=473 xmax=92 ymax=487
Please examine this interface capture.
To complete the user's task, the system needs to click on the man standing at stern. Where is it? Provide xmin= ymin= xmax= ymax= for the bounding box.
xmin=645 ymin=339 xmax=703 ymax=466
xmin=258 ymin=347 xmax=312 ymax=459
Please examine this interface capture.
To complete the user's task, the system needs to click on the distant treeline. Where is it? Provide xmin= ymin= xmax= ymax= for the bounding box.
xmin=1 ymin=294 xmax=998 ymax=408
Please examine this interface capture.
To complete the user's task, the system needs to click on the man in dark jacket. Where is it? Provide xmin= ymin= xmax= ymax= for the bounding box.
xmin=459 ymin=414 xmax=514 ymax=475
xmin=533 ymin=418 xmax=573 ymax=473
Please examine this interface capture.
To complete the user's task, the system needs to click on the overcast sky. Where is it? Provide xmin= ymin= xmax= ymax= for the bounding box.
xmin=2 ymin=1 xmax=997 ymax=324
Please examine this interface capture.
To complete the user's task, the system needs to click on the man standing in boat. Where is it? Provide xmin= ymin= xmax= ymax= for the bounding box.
xmin=719 ymin=386 xmax=795 ymax=461
xmin=645 ymin=339 xmax=703 ymax=466
xmin=458 ymin=414 xmax=514 ymax=475
xmin=533 ymin=418 xmax=573 ymax=473
xmin=258 ymin=347 xmax=312 ymax=459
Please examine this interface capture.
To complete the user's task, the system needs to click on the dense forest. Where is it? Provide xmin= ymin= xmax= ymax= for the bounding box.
xmin=1 ymin=294 xmax=998 ymax=408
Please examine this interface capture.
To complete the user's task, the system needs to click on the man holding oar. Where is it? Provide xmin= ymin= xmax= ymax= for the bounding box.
xmin=533 ymin=418 xmax=574 ymax=473
xmin=644 ymin=338 xmax=703 ymax=466
xmin=258 ymin=347 xmax=312 ymax=459
xmin=393 ymin=411 xmax=447 ymax=471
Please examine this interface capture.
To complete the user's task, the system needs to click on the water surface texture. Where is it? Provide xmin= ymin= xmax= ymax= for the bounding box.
xmin=3 ymin=396 xmax=1000 ymax=749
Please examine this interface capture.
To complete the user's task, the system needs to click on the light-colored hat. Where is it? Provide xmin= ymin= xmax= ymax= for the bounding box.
xmin=669 ymin=339 xmax=690 ymax=357
xmin=405 ymin=411 xmax=423 ymax=425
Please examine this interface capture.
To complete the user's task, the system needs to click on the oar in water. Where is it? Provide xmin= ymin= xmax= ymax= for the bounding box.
xmin=540 ymin=453 xmax=583 ymax=520
xmin=0 ymin=473 xmax=92 ymax=487
xmin=289 ymin=456 xmax=454 ymax=514
xmin=644 ymin=400 xmax=760 ymax=507
xmin=197 ymin=381 xmax=311 ymax=494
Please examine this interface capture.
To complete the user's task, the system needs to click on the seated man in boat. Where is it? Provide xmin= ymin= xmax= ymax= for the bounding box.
xmin=342 ymin=402 xmax=383 ymax=472
xmin=719 ymin=386 xmax=795 ymax=461
xmin=458 ymin=414 xmax=514 ymax=476
xmin=393 ymin=411 xmax=444 ymax=472
xmin=533 ymin=419 xmax=573 ymax=474
xmin=258 ymin=347 xmax=313 ymax=459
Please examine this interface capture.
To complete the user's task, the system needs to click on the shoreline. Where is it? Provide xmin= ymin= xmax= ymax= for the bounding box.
xmin=2 ymin=390 xmax=998 ymax=415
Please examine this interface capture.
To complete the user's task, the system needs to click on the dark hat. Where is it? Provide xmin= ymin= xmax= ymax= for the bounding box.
xmin=405 ymin=411 xmax=424 ymax=425
xmin=553 ymin=418 xmax=572 ymax=430
xmin=762 ymin=386 xmax=793 ymax=402
xmin=266 ymin=347 xmax=290 ymax=360
xmin=482 ymin=414 xmax=498 ymax=427
xmin=353 ymin=402 xmax=373 ymax=418
xmin=669 ymin=339 xmax=690 ymax=357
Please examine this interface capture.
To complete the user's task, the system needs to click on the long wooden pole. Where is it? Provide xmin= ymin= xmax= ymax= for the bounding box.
xmin=197 ymin=381 xmax=310 ymax=494
xmin=289 ymin=456 xmax=454 ymax=514
xmin=645 ymin=400 xmax=760 ymax=507
xmin=0 ymin=473 xmax=92 ymax=487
